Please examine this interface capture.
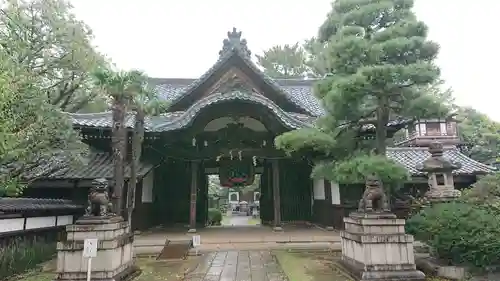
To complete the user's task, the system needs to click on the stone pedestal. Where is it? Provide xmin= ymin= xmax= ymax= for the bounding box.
xmin=340 ymin=212 xmax=425 ymax=281
xmin=55 ymin=216 xmax=138 ymax=281
xmin=425 ymin=187 xmax=461 ymax=203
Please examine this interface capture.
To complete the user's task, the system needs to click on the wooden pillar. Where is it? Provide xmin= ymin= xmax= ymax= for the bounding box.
xmin=272 ymin=159 xmax=283 ymax=231
xmin=188 ymin=161 xmax=199 ymax=233
xmin=324 ymin=180 xmax=335 ymax=231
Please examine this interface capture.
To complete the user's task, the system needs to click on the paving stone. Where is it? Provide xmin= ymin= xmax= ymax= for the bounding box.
xmin=184 ymin=250 xmax=288 ymax=281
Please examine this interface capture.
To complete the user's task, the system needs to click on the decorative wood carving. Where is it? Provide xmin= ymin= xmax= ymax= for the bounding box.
xmin=204 ymin=68 xmax=259 ymax=98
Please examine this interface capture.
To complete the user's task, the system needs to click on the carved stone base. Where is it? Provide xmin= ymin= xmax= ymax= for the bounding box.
xmin=272 ymin=226 xmax=283 ymax=232
xmin=55 ymin=217 xmax=137 ymax=281
xmin=425 ymin=188 xmax=461 ymax=202
xmin=340 ymin=212 xmax=425 ymax=281
xmin=76 ymin=215 xmax=123 ymax=224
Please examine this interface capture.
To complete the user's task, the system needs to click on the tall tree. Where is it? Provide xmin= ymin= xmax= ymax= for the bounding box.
xmin=303 ymin=37 xmax=330 ymax=77
xmin=94 ymin=69 xmax=169 ymax=220
xmin=0 ymin=0 xmax=108 ymax=113
xmin=276 ymin=0 xmax=450 ymax=184
xmin=93 ymin=69 xmax=137 ymax=216
xmin=256 ymin=43 xmax=309 ymax=78
xmin=0 ymin=38 xmax=87 ymax=196
xmin=458 ymin=107 xmax=500 ymax=164
xmin=257 ymin=41 xmax=328 ymax=78
xmin=125 ymin=71 xmax=169 ymax=224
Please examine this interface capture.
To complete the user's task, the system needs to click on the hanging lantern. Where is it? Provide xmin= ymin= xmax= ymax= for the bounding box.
xmin=218 ymin=158 xmax=255 ymax=187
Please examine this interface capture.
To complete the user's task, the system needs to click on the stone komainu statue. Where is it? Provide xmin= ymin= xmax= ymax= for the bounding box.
xmin=85 ymin=178 xmax=113 ymax=217
xmin=358 ymin=174 xmax=390 ymax=213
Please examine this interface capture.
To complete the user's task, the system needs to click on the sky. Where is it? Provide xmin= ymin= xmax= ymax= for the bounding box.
xmin=69 ymin=0 xmax=500 ymax=121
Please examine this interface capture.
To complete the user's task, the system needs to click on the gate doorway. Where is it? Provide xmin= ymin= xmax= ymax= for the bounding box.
xmin=207 ymin=174 xmax=261 ymax=227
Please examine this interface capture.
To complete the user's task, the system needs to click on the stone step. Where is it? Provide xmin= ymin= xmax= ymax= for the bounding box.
xmin=156 ymin=240 xmax=192 ymax=260
xmin=136 ymin=241 xmax=342 ymax=256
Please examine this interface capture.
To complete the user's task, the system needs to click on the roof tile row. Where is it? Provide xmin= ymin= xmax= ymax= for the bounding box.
xmin=0 ymin=198 xmax=83 ymax=213
xmin=43 ymin=152 xmax=154 ymax=180
xmin=387 ymin=147 xmax=495 ymax=175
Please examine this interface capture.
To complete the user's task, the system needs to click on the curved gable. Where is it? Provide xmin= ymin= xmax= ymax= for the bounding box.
xmin=157 ymin=28 xmax=319 ymax=116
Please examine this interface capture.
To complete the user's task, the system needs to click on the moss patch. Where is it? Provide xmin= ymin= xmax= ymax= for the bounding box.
xmin=221 ymin=215 xmax=231 ymax=225
xmin=134 ymin=257 xmax=199 ymax=281
xmin=247 ymin=218 xmax=261 ymax=225
xmin=13 ymin=257 xmax=200 ymax=281
xmin=11 ymin=271 xmax=54 ymax=281
xmin=273 ymin=250 xmax=353 ymax=281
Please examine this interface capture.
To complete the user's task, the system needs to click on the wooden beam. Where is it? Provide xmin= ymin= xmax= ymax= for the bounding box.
xmin=272 ymin=159 xmax=283 ymax=231
xmin=188 ymin=161 xmax=199 ymax=233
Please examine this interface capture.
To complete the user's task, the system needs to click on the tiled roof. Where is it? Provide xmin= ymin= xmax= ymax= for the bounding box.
xmin=43 ymin=152 xmax=153 ymax=180
xmin=0 ymin=198 xmax=83 ymax=213
xmin=68 ymin=111 xmax=185 ymax=130
xmin=151 ymin=76 xmax=324 ymax=117
xmin=387 ymin=147 xmax=496 ymax=176
xmin=153 ymin=91 xmax=312 ymax=131
xmin=69 ymin=108 xmax=408 ymax=133
xmin=6 ymin=150 xmax=72 ymax=181
xmin=70 ymin=91 xmax=315 ymax=132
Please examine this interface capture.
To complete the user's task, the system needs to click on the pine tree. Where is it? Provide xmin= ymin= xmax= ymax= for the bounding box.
xmin=276 ymin=0 xmax=450 ymax=184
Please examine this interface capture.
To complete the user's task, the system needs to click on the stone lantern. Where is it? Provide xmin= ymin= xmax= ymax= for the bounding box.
xmin=417 ymin=141 xmax=462 ymax=202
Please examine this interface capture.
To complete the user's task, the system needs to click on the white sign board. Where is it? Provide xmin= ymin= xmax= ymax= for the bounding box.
xmin=192 ymin=235 xmax=201 ymax=247
xmin=83 ymin=238 xmax=98 ymax=258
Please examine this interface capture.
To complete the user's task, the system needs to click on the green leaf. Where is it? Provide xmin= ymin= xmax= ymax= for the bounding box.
xmin=311 ymin=154 xmax=409 ymax=185
xmin=274 ymin=128 xmax=336 ymax=155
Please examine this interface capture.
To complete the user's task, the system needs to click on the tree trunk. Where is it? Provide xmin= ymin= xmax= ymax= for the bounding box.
xmin=111 ymin=97 xmax=127 ymax=217
xmin=375 ymin=98 xmax=390 ymax=156
xmin=127 ymin=108 xmax=144 ymax=226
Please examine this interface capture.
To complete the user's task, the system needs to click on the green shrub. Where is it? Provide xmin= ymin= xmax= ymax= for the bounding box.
xmin=460 ymin=173 xmax=500 ymax=215
xmin=207 ymin=208 xmax=222 ymax=226
xmin=407 ymin=202 xmax=500 ymax=269
xmin=0 ymin=235 xmax=57 ymax=279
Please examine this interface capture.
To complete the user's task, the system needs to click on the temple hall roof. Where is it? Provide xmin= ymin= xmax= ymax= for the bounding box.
xmin=64 ymin=28 xmax=495 ymax=177
xmin=69 ymin=28 xmax=407 ymax=132
xmin=150 ymin=77 xmax=324 ymax=117
xmin=32 ymin=151 xmax=154 ymax=180
xmin=70 ymin=90 xmax=316 ymax=132
xmin=0 ymin=198 xmax=83 ymax=213
xmin=387 ymin=147 xmax=496 ymax=176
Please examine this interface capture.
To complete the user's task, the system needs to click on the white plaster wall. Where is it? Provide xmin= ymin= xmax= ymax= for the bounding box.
xmin=313 ymin=179 xmax=325 ymax=200
xmin=0 ymin=218 xmax=24 ymax=233
xmin=57 ymin=215 xmax=74 ymax=226
xmin=25 ymin=216 xmax=56 ymax=229
xmin=141 ymin=171 xmax=154 ymax=203
xmin=330 ymin=182 xmax=341 ymax=204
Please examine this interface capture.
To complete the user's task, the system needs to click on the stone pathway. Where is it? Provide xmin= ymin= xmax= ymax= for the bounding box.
xmin=223 ymin=215 xmax=253 ymax=226
xmin=185 ymin=251 xmax=288 ymax=281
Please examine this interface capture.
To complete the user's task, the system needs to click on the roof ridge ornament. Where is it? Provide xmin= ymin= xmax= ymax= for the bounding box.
xmin=219 ymin=27 xmax=251 ymax=58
